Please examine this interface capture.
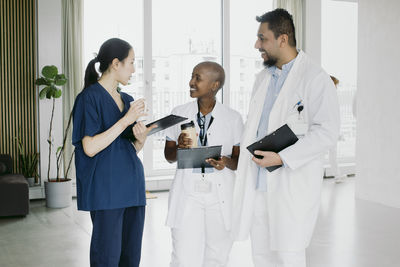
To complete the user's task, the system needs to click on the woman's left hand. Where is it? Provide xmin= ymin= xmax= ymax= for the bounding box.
xmin=206 ymin=157 xmax=227 ymax=171
xmin=132 ymin=122 xmax=157 ymax=144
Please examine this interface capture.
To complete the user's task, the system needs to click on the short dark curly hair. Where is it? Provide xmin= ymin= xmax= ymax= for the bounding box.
xmin=256 ymin=8 xmax=296 ymax=47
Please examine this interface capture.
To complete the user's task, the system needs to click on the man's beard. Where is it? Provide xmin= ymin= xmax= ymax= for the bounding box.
xmin=263 ymin=58 xmax=277 ymax=68
xmin=261 ymin=50 xmax=278 ymax=68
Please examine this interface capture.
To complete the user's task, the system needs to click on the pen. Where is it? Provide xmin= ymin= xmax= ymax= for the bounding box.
xmin=293 ymin=100 xmax=302 ymax=109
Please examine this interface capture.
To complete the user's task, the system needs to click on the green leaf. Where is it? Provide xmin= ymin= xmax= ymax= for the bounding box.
xmin=54 ymin=74 xmax=67 ymax=86
xmin=42 ymin=65 xmax=58 ymax=79
xmin=54 ymin=89 xmax=62 ymax=98
xmin=56 ymin=146 xmax=62 ymax=154
xmin=46 ymin=89 xmax=53 ymax=99
xmin=20 ymin=153 xmax=39 ymax=177
xmin=39 ymin=86 xmax=50 ymax=99
xmin=35 ymin=77 xmax=50 ymax=86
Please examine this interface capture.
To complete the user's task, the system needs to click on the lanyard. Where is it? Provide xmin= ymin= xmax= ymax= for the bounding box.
xmin=197 ymin=112 xmax=214 ymax=147
xmin=196 ymin=103 xmax=214 ymax=175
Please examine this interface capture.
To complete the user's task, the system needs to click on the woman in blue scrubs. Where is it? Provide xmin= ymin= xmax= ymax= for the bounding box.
xmin=72 ymin=38 xmax=156 ymax=267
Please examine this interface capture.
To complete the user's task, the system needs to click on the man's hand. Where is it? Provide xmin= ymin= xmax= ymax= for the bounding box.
xmin=251 ymin=150 xmax=283 ymax=168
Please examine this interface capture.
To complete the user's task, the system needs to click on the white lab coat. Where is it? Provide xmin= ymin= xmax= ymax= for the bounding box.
xmin=165 ymin=101 xmax=244 ymax=230
xmin=232 ymin=51 xmax=340 ymax=251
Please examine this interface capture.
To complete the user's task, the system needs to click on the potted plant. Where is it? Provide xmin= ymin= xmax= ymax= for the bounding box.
xmin=35 ymin=65 xmax=72 ymax=208
xmin=16 ymin=137 xmax=39 ymax=187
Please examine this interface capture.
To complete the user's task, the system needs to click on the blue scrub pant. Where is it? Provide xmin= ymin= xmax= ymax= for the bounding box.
xmin=90 ymin=206 xmax=145 ymax=267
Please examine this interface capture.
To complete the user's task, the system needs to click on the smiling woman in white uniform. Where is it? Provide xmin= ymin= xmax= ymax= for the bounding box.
xmin=164 ymin=62 xmax=244 ymax=267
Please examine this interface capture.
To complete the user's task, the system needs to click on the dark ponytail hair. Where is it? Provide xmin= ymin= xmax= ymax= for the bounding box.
xmin=83 ymin=38 xmax=133 ymax=89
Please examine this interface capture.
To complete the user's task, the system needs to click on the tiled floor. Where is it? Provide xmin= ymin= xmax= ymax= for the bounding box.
xmin=1 ymin=177 xmax=400 ymax=267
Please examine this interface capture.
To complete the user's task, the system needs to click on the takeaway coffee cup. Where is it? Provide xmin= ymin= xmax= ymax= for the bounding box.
xmin=130 ymin=99 xmax=147 ymax=122
xmin=180 ymin=121 xmax=198 ymax=148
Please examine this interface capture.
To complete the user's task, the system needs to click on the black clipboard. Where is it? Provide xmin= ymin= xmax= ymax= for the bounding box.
xmin=122 ymin=114 xmax=187 ymax=141
xmin=246 ymin=124 xmax=298 ymax=172
xmin=145 ymin=114 xmax=187 ymax=136
xmin=177 ymin=145 xmax=222 ymax=169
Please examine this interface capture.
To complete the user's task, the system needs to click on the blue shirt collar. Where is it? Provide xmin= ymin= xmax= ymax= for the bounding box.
xmin=267 ymin=56 xmax=297 ymax=76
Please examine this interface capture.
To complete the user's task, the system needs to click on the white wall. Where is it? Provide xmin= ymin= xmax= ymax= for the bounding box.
xmin=356 ymin=0 xmax=400 ymax=208
xmin=37 ymin=0 xmax=63 ymax=182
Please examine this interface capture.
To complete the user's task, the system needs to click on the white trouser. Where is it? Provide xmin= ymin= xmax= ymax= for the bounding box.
xmin=250 ymin=191 xmax=306 ymax=267
xmin=170 ymin=178 xmax=233 ymax=267
xmin=329 ymin=146 xmax=341 ymax=177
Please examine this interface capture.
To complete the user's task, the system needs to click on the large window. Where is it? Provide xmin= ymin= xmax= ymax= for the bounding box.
xmin=84 ymin=0 xmax=356 ymax=177
xmin=321 ymin=0 xmax=358 ymax=164
xmin=84 ymin=0 xmax=144 ymax=98
xmin=229 ymin=0 xmax=273 ymax=120
xmin=83 ymin=0 xmax=278 ymax=177
xmin=151 ymin=0 xmax=222 ymax=171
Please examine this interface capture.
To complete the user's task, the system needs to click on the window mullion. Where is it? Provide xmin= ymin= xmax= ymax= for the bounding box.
xmin=143 ymin=0 xmax=154 ymax=175
xmin=222 ymin=0 xmax=230 ymax=107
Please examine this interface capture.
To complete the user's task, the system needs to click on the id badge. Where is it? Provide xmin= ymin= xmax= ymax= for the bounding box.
xmin=291 ymin=122 xmax=308 ymax=137
xmin=194 ymin=179 xmax=212 ymax=193
xmin=287 ymin=113 xmax=308 ymax=137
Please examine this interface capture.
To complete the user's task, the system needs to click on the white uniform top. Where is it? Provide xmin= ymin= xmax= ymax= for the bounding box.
xmin=165 ymin=100 xmax=244 ymax=230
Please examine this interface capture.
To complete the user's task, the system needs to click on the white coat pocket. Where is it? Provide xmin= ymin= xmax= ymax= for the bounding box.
xmin=287 ymin=113 xmax=308 ymax=137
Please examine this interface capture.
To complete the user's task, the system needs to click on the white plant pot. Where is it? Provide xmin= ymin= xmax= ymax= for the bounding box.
xmin=26 ymin=177 xmax=35 ymax=187
xmin=44 ymin=179 xmax=72 ymax=208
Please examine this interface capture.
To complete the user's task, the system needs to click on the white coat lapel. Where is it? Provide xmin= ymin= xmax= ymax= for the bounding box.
xmin=241 ymin=70 xmax=271 ymax=147
xmin=269 ymin=51 xmax=305 ymax=132
xmin=232 ymin=70 xmax=271 ymax=240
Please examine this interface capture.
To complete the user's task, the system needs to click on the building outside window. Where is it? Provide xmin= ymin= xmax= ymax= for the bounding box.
xmin=84 ymin=0 xmax=144 ymax=100
xmin=150 ymin=0 xmax=222 ymax=171
xmin=229 ymin=0 xmax=273 ymax=120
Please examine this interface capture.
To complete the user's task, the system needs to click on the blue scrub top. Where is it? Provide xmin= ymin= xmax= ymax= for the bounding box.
xmin=72 ymin=82 xmax=146 ymax=211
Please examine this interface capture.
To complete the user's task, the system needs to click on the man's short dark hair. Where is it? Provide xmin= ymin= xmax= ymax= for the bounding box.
xmin=256 ymin=8 xmax=296 ymax=47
